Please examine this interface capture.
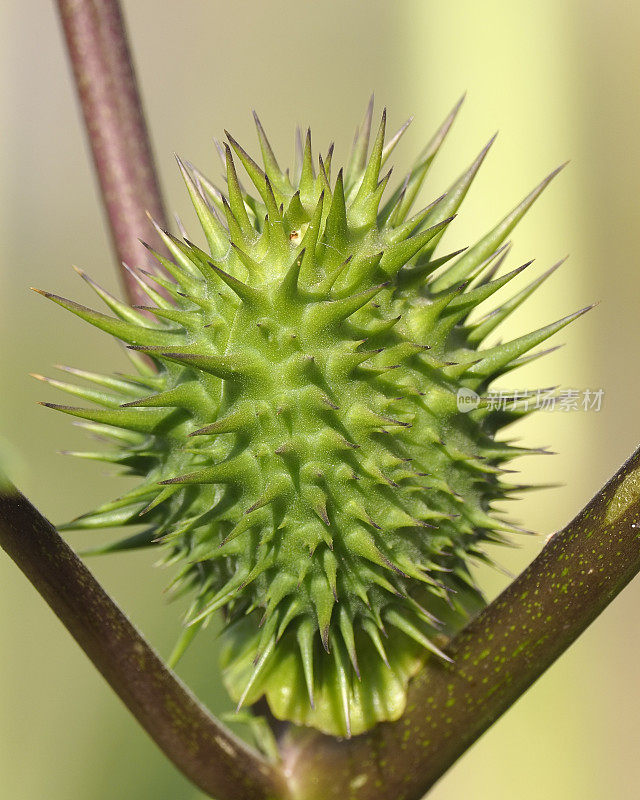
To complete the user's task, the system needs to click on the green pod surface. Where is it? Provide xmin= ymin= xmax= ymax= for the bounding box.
xmin=37 ymin=99 xmax=586 ymax=738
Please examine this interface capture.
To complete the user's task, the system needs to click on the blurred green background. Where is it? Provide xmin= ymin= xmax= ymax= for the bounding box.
xmin=1 ymin=1 xmax=639 ymax=797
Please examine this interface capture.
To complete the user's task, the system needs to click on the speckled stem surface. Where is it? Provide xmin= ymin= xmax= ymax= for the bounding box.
xmin=55 ymin=0 xmax=169 ymax=306
xmin=0 ymin=484 xmax=290 ymax=800
xmin=281 ymin=445 xmax=640 ymax=800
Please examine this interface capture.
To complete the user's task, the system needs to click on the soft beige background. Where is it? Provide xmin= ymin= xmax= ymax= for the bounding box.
xmin=1 ymin=1 xmax=639 ymax=798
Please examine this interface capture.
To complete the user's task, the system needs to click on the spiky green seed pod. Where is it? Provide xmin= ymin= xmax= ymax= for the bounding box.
xmin=36 ymin=98 xmax=586 ymax=738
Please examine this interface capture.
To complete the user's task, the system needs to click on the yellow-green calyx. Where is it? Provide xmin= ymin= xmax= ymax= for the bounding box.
xmin=37 ymin=99 xmax=585 ymax=737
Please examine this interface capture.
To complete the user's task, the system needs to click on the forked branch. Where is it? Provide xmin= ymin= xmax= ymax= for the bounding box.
xmin=4 ymin=442 xmax=640 ymax=800
xmin=40 ymin=2 xmax=640 ymax=798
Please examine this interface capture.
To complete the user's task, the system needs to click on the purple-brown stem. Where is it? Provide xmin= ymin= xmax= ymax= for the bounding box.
xmin=55 ymin=0 xmax=169 ymax=306
xmin=0 ymin=483 xmax=290 ymax=800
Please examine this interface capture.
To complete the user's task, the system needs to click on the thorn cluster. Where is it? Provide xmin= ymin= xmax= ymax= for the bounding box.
xmin=36 ymin=97 xmax=587 ymax=737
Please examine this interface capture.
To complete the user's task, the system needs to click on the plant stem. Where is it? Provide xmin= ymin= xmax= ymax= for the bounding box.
xmin=55 ymin=0 xmax=169 ymax=307
xmin=281 ymin=445 xmax=640 ymax=800
xmin=0 ymin=483 xmax=290 ymax=800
